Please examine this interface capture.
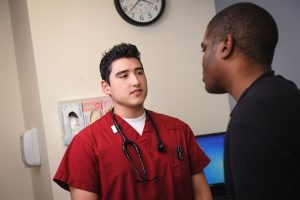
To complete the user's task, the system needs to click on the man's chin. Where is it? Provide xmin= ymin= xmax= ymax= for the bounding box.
xmin=129 ymin=100 xmax=145 ymax=107
xmin=205 ymin=86 xmax=226 ymax=94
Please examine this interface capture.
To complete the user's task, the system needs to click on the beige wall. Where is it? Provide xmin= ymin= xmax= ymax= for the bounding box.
xmin=0 ymin=0 xmax=34 ymax=199
xmin=3 ymin=0 xmax=230 ymax=199
xmin=8 ymin=0 xmax=54 ymax=199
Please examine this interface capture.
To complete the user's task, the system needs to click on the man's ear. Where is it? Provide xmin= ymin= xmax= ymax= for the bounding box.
xmin=101 ymin=80 xmax=111 ymax=95
xmin=219 ymin=34 xmax=234 ymax=59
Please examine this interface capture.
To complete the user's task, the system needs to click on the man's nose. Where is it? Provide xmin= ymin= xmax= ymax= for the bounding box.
xmin=130 ymin=73 xmax=140 ymax=85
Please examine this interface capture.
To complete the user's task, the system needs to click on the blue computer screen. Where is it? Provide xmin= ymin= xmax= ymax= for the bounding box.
xmin=195 ymin=133 xmax=225 ymax=185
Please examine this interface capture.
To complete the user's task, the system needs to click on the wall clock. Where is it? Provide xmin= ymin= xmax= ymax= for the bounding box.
xmin=114 ymin=0 xmax=165 ymax=26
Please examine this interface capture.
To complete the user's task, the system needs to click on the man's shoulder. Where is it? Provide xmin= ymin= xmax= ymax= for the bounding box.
xmin=233 ymin=74 xmax=300 ymax=119
xmin=247 ymin=74 xmax=300 ymax=100
xmin=257 ymin=75 xmax=299 ymax=92
xmin=75 ymin=112 xmax=111 ymax=138
xmin=148 ymin=110 xmax=187 ymax=128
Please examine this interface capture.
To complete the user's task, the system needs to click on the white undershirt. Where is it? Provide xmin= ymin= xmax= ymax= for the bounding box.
xmin=123 ymin=112 xmax=146 ymax=135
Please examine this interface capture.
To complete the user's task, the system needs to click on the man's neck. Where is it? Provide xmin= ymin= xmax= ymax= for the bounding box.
xmin=113 ymin=105 xmax=145 ymax=119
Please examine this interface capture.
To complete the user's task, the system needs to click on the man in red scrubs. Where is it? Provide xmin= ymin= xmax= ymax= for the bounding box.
xmin=54 ymin=43 xmax=212 ymax=200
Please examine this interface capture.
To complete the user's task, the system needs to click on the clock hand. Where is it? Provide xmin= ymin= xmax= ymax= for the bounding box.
xmin=128 ymin=0 xmax=141 ymax=14
xmin=141 ymin=0 xmax=153 ymax=4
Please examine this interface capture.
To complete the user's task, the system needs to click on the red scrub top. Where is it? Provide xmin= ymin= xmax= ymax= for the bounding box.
xmin=54 ymin=110 xmax=210 ymax=200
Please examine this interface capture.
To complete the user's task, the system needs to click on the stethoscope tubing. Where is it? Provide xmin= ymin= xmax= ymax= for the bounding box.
xmin=111 ymin=108 xmax=164 ymax=153
xmin=110 ymin=108 xmax=162 ymax=182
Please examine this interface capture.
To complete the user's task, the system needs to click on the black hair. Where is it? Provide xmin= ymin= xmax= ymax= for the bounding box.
xmin=206 ymin=2 xmax=278 ymax=68
xmin=99 ymin=43 xmax=142 ymax=84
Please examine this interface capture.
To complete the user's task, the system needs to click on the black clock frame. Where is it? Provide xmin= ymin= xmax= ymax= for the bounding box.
xmin=114 ymin=0 xmax=165 ymax=26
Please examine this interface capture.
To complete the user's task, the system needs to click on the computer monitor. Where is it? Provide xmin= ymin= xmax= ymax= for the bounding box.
xmin=195 ymin=132 xmax=227 ymax=196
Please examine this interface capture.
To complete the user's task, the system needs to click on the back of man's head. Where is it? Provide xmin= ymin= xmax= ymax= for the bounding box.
xmin=206 ymin=2 xmax=278 ymax=68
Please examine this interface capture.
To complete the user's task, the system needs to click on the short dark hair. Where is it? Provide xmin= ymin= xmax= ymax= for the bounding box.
xmin=206 ymin=3 xmax=278 ymax=68
xmin=99 ymin=43 xmax=142 ymax=84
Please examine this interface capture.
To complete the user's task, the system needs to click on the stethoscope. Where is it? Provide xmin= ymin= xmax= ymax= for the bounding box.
xmin=111 ymin=108 xmax=164 ymax=182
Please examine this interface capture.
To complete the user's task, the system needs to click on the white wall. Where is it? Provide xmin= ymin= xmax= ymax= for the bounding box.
xmin=0 ymin=0 xmax=34 ymax=199
xmin=5 ymin=0 xmax=230 ymax=199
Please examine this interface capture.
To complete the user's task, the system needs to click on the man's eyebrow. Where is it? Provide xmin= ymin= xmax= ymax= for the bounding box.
xmin=115 ymin=66 xmax=144 ymax=77
xmin=135 ymin=67 xmax=144 ymax=71
xmin=115 ymin=69 xmax=129 ymax=77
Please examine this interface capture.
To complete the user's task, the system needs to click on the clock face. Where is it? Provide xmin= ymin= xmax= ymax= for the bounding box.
xmin=115 ymin=0 xmax=165 ymax=26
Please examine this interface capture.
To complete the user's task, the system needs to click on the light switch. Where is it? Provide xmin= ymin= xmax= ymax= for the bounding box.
xmin=20 ymin=128 xmax=41 ymax=167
